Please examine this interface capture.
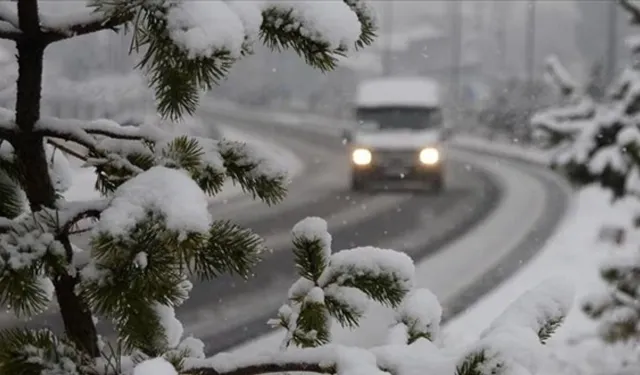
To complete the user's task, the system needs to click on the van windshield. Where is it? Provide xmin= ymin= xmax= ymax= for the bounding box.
xmin=355 ymin=106 xmax=443 ymax=131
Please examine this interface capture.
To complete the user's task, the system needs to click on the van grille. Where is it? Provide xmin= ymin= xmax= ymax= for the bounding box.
xmin=372 ymin=149 xmax=418 ymax=166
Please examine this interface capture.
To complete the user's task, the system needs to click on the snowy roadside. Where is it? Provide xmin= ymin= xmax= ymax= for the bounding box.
xmin=224 ymin=140 xmax=571 ymax=355
xmin=61 ymin=124 xmax=304 ymax=203
xmin=450 ymin=134 xmax=555 ymax=165
xmin=443 ymin=186 xmax=632 ymax=374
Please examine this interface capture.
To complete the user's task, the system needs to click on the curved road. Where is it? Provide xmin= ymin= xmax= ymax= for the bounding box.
xmin=2 ymin=108 xmax=569 ymax=357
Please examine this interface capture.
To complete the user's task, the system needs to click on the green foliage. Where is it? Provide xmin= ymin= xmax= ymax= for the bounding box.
xmin=273 ymin=222 xmax=416 ymax=348
xmin=84 ymin=211 xmax=263 ymax=352
xmin=0 ymin=143 xmax=24 ymax=221
xmin=160 ymin=136 xmax=226 ymax=196
xmin=0 ymin=328 xmax=90 ymax=375
xmin=455 ymin=350 xmax=504 ymax=375
xmin=323 ymin=290 xmax=363 ymax=329
xmin=0 ymin=269 xmax=52 ymax=319
xmin=90 ymin=135 xmax=287 ymax=206
xmin=218 ymin=140 xmax=287 ymax=205
xmin=187 ymin=220 xmax=263 ymax=280
xmin=131 ymin=5 xmax=239 ymax=121
xmin=292 ymin=233 xmax=329 ymax=283
xmin=582 ymin=258 xmax=640 ymax=343
xmin=91 ymin=149 xmax=155 ymax=195
xmin=93 ymin=0 xmax=377 ymax=120
xmin=0 ymin=170 xmax=23 ymax=220
xmin=537 ymin=316 xmax=564 ymax=344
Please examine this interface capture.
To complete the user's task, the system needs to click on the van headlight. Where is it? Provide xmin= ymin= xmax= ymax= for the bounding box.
xmin=419 ymin=148 xmax=440 ymax=165
xmin=352 ymin=148 xmax=372 ymax=165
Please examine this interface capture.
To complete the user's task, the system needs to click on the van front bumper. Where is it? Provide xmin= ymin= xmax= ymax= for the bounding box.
xmin=351 ymin=163 xmax=443 ymax=182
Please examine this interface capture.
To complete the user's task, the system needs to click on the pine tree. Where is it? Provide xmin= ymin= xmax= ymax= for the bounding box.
xmin=533 ymin=0 xmax=640 ymax=345
xmin=0 ymin=1 xmax=574 ymax=375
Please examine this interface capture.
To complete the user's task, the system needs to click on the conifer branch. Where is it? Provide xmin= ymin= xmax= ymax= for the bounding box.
xmin=42 ymin=9 xmax=134 ymax=44
xmin=57 ymin=200 xmax=108 ymax=236
xmin=46 ymin=139 xmax=87 ymax=161
xmin=35 ymin=116 xmax=152 ymax=145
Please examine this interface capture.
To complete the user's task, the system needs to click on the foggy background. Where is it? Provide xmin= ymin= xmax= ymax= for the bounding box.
xmin=0 ymin=1 xmax=634 ymax=128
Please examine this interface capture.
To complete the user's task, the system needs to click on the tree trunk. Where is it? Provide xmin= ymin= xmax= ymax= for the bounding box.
xmin=14 ymin=38 xmax=99 ymax=356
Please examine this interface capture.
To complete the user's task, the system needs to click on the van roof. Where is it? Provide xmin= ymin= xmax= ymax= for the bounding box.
xmin=355 ymin=77 xmax=440 ymax=108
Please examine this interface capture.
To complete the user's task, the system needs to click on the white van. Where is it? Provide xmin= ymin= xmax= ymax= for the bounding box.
xmin=342 ymin=77 xmax=451 ymax=192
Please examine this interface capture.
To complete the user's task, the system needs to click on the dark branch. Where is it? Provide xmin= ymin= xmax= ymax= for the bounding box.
xmin=42 ymin=130 xmax=96 ymax=156
xmin=56 ymin=200 xmax=108 ymax=237
xmin=620 ymin=0 xmax=640 ymax=25
xmin=47 ymin=139 xmax=87 ymax=161
xmin=36 ymin=116 xmax=150 ymax=145
xmin=0 ymin=127 xmax=15 ymax=142
xmin=187 ymin=362 xmax=335 ymax=375
xmin=18 ymin=0 xmax=40 ymax=35
xmin=0 ymin=23 xmax=20 ymax=40
xmin=42 ymin=11 xmax=133 ymax=44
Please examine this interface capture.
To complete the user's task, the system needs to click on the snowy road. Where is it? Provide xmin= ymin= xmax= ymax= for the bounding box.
xmin=1 ymin=107 xmax=569 ymax=357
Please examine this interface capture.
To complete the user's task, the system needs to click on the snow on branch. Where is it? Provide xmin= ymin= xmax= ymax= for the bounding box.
xmin=35 ymin=116 xmax=162 ymax=146
xmin=181 ymin=345 xmax=382 ymax=375
xmin=40 ymin=4 xmax=134 ymax=43
xmin=0 ymin=107 xmax=16 ymax=140
xmin=0 ymin=2 xmax=20 ymax=40
xmin=481 ymin=278 xmax=574 ymax=344
xmin=543 ymin=55 xmax=577 ymax=98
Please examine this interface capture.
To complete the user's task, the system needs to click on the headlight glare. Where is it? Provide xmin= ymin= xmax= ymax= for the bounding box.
xmin=352 ymin=148 xmax=372 ymax=165
xmin=419 ymin=148 xmax=440 ymax=165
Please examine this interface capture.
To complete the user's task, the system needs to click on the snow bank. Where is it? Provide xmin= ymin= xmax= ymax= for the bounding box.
xmin=443 ymin=186 xmax=632 ymax=373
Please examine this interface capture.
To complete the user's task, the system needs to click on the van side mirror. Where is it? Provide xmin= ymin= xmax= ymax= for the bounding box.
xmin=341 ymin=129 xmax=353 ymax=144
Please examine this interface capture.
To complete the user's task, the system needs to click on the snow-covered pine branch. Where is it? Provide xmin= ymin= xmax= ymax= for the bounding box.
xmin=543 ymin=55 xmax=577 ymax=99
xmin=0 ymin=2 xmax=20 ymax=41
xmin=31 ymin=0 xmax=378 ymax=119
xmin=1 ymin=0 xmax=379 ymax=360
xmin=532 ymin=4 xmax=640 ymax=351
xmin=28 ymin=114 xmax=288 ymax=204
xmin=531 ymin=55 xmax=597 ymax=151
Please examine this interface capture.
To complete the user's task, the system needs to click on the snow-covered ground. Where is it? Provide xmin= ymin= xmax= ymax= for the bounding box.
xmin=442 ymin=185 xmax=638 ymax=374
xmin=62 ymin=124 xmax=304 ymax=203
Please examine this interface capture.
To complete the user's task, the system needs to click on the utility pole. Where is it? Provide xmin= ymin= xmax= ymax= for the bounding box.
xmin=474 ymin=1 xmax=484 ymax=78
xmin=606 ymin=0 xmax=618 ymax=84
xmin=450 ymin=0 xmax=463 ymax=105
xmin=494 ymin=0 xmax=508 ymax=82
xmin=381 ymin=0 xmax=393 ymax=76
xmin=525 ymin=0 xmax=537 ymax=88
